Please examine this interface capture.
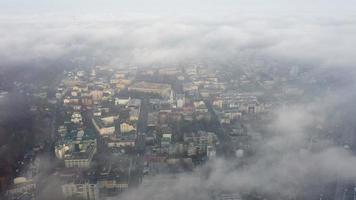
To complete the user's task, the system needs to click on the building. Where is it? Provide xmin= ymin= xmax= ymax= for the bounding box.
xmin=147 ymin=112 xmax=159 ymax=127
xmin=92 ymin=118 xmax=116 ymax=136
xmin=106 ymin=135 xmax=136 ymax=148
xmin=6 ymin=177 xmax=36 ymax=200
xmin=207 ymin=145 xmax=216 ymax=160
xmin=128 ymin=81 xmax=172 ymax=97
xmin=97 ymin=166 xmax=129 ymax=195
xmin=213 ymin=92 xmax=263 ymax=114
xmin=115 ymin=97 xmax=130 ymax=106
xmin=126 ymin=98 xmax=141 ymax=109
xmin=176 ymin=94 xmax=185 ymax=108
xmin=62 ymin=180 xmax=99 ymax=200
xmin=161 ymin=134 xmax=172 ymax=146
xmin=120 ymin=122 xmax=137 ymax=134
xmin=64 ymin=144 xmax=97 ymax=168
xmin=183 ymin=82 xmax=198 ymax=93
xmin=71 ymin=112 xmax=82 ymax=124
xmin=90 ymin=90 xmax=103 ymax=102
xmin=158 ymin=67 xmax=181 ymax=76
xmin=194 ymin=101 xmax=208 ymax=113
xmin=55 ymin=129 xmax=97 ymax=160
xmin=184 ymin=131 xmax=218 ymax=156
xmin=129 ymin=109 xmax=140 ymax=121
xmin=91 ymin=107 xmax=118 ymax=136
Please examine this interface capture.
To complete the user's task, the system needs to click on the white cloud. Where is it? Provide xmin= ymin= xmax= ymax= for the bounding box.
xmin=1 ymin=14 xmax=356 ymax=71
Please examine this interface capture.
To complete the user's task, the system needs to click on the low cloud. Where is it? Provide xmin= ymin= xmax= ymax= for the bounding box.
xmin=0 ymin=14 xmax=356 ymax=70
xmin=117 ymin=96 xmax=356 ymax=199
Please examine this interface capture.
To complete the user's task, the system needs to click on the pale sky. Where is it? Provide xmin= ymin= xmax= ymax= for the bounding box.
xmin=0 ymin=0 xmax=355 ymax=16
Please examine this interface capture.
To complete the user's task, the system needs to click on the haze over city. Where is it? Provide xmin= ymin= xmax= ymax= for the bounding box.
xmin=1 ymin=1 xmax=356 ymax=200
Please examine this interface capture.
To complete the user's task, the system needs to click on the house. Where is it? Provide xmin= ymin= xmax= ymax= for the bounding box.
xmin=120 ymin=122 xmax=137 ymax=134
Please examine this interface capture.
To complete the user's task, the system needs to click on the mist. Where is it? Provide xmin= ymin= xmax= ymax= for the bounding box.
xmin=1 ymin=14 xmax=356 ymax=70
xmin=1 ymin=2 xmax=356 ymax=200
xmin=116 ymin=94 xmax=356 ymax=199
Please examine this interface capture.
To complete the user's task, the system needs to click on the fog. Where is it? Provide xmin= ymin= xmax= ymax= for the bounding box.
xmin=115 ymin=95 xmax=356 ymax=199
xmin=1 ymin=0 xmax=355 ymax=15
xmin=1 ymin=14 xmax=356 ymax=70
xmin=1 ymin=4 xmax=356 ymax=200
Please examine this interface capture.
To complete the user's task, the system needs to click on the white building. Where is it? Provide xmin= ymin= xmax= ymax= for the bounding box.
xmin=64 ymin=144 xmax=96 ymax=168
xmin=62 ymin=181 xmax=99 ymax=200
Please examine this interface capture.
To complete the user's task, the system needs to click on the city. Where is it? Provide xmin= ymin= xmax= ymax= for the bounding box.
xmin=2 ymin=61 xmax=356 ymax=200
xmin=1 ymin=1 xmax=356 ymax=200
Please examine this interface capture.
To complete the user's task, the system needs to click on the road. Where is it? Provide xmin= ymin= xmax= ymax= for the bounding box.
xmin=129 ymin=97 xmax=149 ymax=186
xmin=136 ymin=98 xmax=149 ymax=154
xmin=204 ymin=99 xmax=233 ymax=157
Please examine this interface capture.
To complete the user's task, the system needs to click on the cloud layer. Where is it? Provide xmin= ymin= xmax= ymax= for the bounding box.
xmin=1 ymin=14 xmax=356 ymax=70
